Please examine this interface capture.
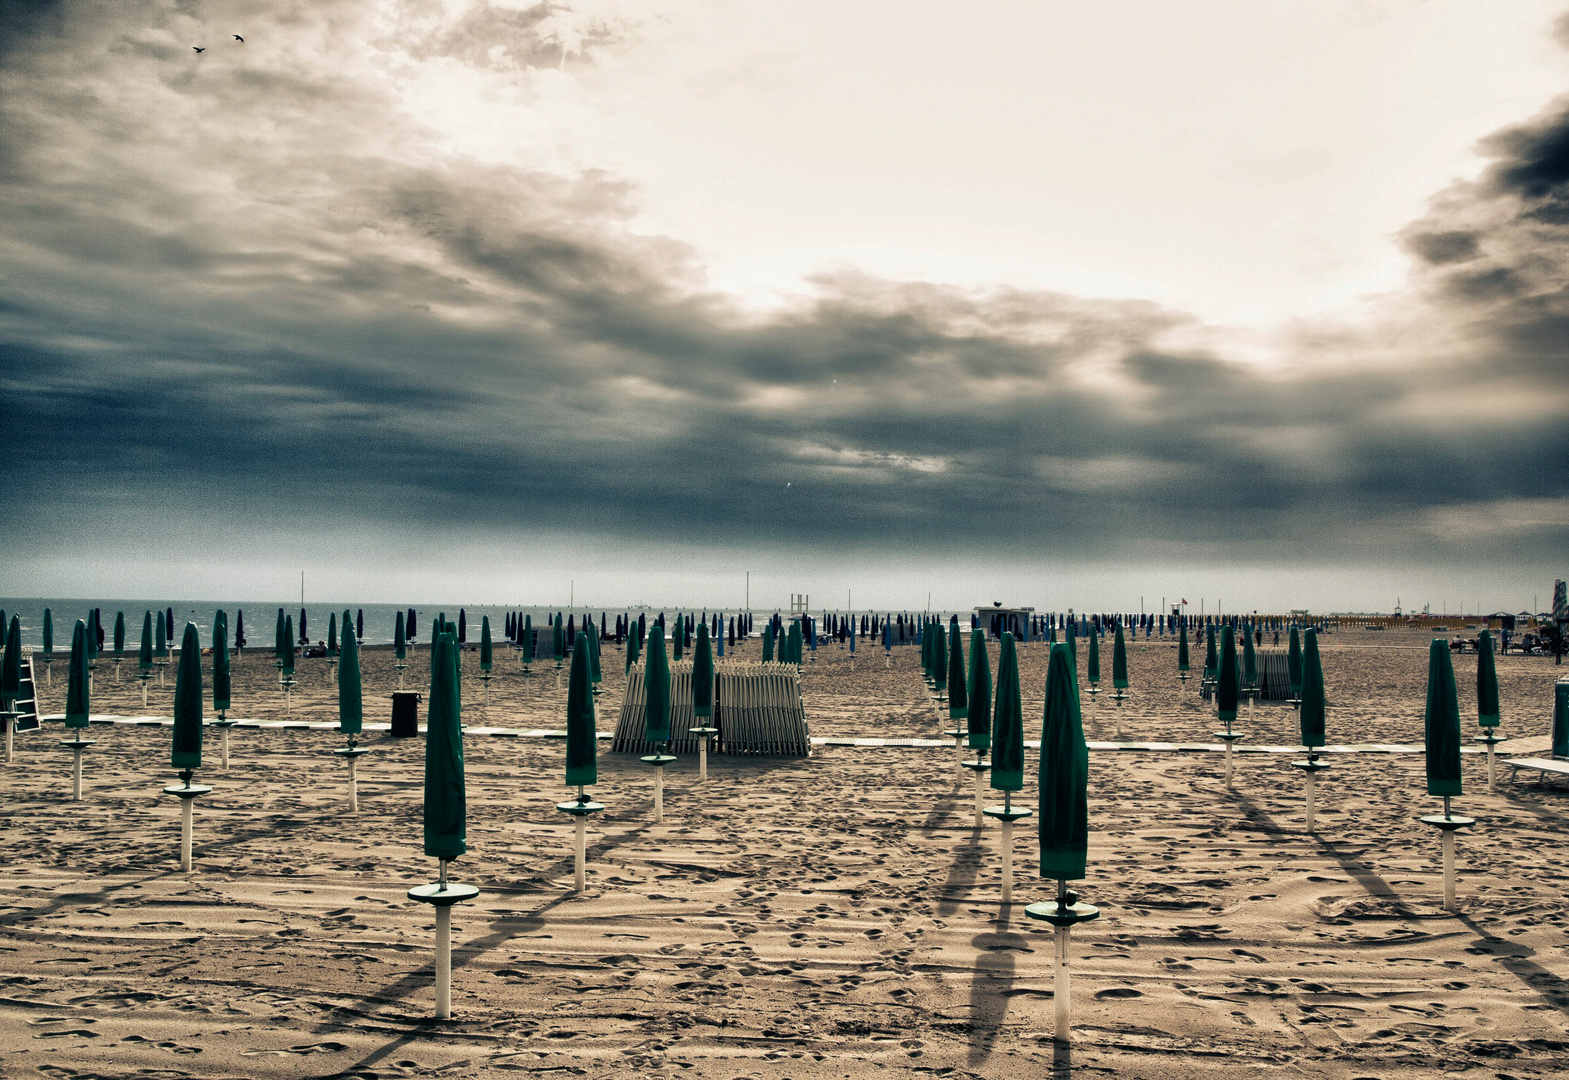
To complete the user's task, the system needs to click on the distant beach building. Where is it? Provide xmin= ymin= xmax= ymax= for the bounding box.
xmin=973 ymin=605 xmax=1036 ymax=641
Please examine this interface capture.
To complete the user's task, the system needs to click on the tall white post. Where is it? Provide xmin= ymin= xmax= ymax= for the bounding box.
xmin=4 ymin=719 xmax=11 ymax=764
xmin=973 ymin=771 xmax=984 ymax=828
xmin=1224 ymin=740 xmax=1234 ymax=788
xmin=435 ymin=905 xmax=453 ymax=1019
xmin=1305 ymin=773 xmax=1316 ymax=831
xmin=180 ymin=798 xmax=194 ymax=872
xmin=654 ymin=768 xmax=664 ymax=824
xmin=72 ymin=747 xmax=83 ymax=801
xmin=1054 ymin=926 xmax=1072 ymax=1041
xmin=1000 ymin=820 xmax=1014 ymax=905
xmin=347 ymin=757 xmax=359 ymax=812
xmin=1442 ymin=830 xmax=1456 ymax=912
xmin=1486 ymin=744 xmax=1496 ymax=793
xmin=574 ymin=817 xmax=587 ymax=891
xmin=220 ymin=728 xmax=230 ymax=771
xmin=699 ymin=737 xmax=708 ymax=783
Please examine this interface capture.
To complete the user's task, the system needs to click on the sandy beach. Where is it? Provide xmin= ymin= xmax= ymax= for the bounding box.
xmin=3 ymin=627 xmax=1567 ymax=1079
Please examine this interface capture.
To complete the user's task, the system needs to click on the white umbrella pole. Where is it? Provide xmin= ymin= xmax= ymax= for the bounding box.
xmin=1442 ymin=828 xmax=1456 ymax=912
xmin=72 ymin=746 xmax=83 ymax=801
xmin=220 ymin=727 xmax=230 ymax=772
xmin=1305 ymin=772 xmax=1315 ymax=831
xmin=5 ymin=718 xmax=11 ymax=764
xmin=973 ymin=770 xmax=984 ymax=828
xmin=954 ymin=737 xmax=964 ymax=784
xmin=141 ymin=680 xmax=149 ymax=709
xmin=1224 ymin=739 xmax=1234 ymax=788
xmin=574 ymin=816 xmax=587 ymax=891
xmin=435 ymin=905 xmax=453 ymax=1019
xmin=1054 ymin=925 xmax=1073 ymax=1041
xmin=699 ymin=736 xmax=708 ymax=783
xmin=180 ymin=798 xmax=194 ymax=872
xmin=1486 ymin=743 xmax=1495 ymax=793
xmin=654 ymin=767 xmax=664 ymax=824
xmin=347 ymin=756 xmax=359 ymax=812
xmin=1000 ymin=820 xmax=1013 ymax=905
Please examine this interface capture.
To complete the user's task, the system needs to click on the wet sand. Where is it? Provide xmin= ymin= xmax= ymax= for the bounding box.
xmin=3 ymin=627 xmax=1567 ymax=1079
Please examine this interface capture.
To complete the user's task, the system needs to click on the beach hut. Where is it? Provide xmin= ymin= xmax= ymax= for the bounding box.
xmin=334 ymin=610 xmax=370 ymax=810
xmin=557 ymin=632 xmax=605 ymax=890
xmin=1474 ymin=630 xmax=1505 ymax=791
xmin=61 ymin=620 xmax=95 ymax=799
xmin=211 ymin=610 xmax=237 ymax=770
xmin=162 ymin=624 xmax=212 ymax=872
xmin=407 ymin=631 xmax=478 ymax=1019
xmin=689 ymin=622 xmax=718 ymax=781
xmin=1024 ymin=641 xmax=1099 ymax=1043
xmin=1289 ymin=629 xmax=1330 ymax=829
xmin=1419 ymin=640 xmax=1473 ymax=912
xmin=640 ymin=625 xmax=678 ymax=822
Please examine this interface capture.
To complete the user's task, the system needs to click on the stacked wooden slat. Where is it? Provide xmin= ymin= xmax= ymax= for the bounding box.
xmin=611 ymin=660 xmax=809 ymax=757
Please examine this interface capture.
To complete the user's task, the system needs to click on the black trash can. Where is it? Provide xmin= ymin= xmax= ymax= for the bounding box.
xmin=391 ymin=691 xmax=422 ymax=738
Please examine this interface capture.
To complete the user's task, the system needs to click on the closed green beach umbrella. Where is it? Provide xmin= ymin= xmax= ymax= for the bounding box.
xmin=522 ymin=614 xmax=535 ymax=665
xmin=395 ymin=610 xmax=407 ymax=661
xmin=66 ymin=619 xmax=90 ymax=729
xmin=1112 ymin=622 xmax=1128 ymax=690
xmin=43 ymin=608 xmax=54 ymax=657
xmin=672 ymin=614 xmax=684 ymax=662
xmin=991 ymin=632 xmax=1023 ymax=789
xmin=565 ymin=631 xmax=597 ymax=786
xmin=1424 ymin=639 xmax=1462 ymax=797
xmin=273 ymin=608 xmax=286 ymax=666
xmin=1086 ymin=628 xmax=1101 ymax=686
xmin=624 ymin=621 xmax=640 ymax=670
xmin=693 ymin=622 xmax=714 ymax=719
xmin=480 ymin=616 xmax=493 ymax=673
xmin=1217 ymin=626 xmax=1239 ymax=724
xmin=1039 ymin=641 xmax=1089 ymax=881
xmin=139 ymin=611 xmax=154 ymax=672
xmin=113 ymin=611 xmax=126 ymax=658
xmin=1299 ymin=628 xmax=1326 ymax=749
xmin=156 ymin=614 xmax=168 ymax=659
xmin=1177 ymin=621 xmax=1190 ymax=672
xmin=968 ymin=629 xmax=992 ymax=753
xmin=1288 ymin=626 xmax=1303 ymax=699
xmin=423 ymin=632 xmax=466 ymax=859
xmin=588 ymin=621 xmax=602 ymax=684
xmin=553 ymin=614 xmax=565 ymax=662
xmin=171 ymin=624 xmax=203 ymax=769
xmin=1476 ymin=630 xmax=1500 ymax=728
xmin=2 ymin=617 xmax=19 ymax=710
xmin=281 ymin=615 xmax=296 ymax=676
xmin=644 ymin=625 xmax=671 ymax=743
xmin=1204 ymin=624 xmax=1217 ymax=682
xmin=328 ymin=611 xmax=338 ymax=656
xmin=786 ymin=619 xmax=803 ymax=667
xmin=933 ymin=622 xmax=947 ymax=692
xmin=212 ymin=610 xmax=231 ymax=712
xmin=339 ymin=609 xmax=362 ymax=735
xmin=762 ymin=624 xmax=775 ymax=663
xmin=1242 ymin=629 xmax=1257 ymax=689
xmin=948 ymin=626 xmax=968 ymax=721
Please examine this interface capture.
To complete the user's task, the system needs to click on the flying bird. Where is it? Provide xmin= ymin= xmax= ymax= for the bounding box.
xmin=192 ymin=46 xmax=205 ymax=53
xmin=233 ymin=35 xmax=244 ymax=42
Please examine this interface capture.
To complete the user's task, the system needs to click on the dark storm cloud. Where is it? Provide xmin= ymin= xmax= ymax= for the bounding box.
xmin=1 ymin=0 xmax=1566 ymax=565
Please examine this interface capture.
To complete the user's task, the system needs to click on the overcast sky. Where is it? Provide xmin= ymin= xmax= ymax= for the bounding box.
xmin=1 ymin=0 xmax=1566 ymax=612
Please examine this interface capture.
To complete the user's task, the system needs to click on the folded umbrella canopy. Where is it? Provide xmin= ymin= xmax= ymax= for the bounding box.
xmin=171 ymin=624 xmax=203 ymax=771
xmin=339 ymin=609 xmax=362 ymax=737
xmin=693 ymin=622 xmax=714 ymax=720
xmin=65 ymin=619 xmax=90 ymax=729
xmin=1086 ymin=628 xmax=1100 ymax=689
xmin=645 ymin=624 xmax=672 ymax=743
xmin=156 ymin=614 xmax=168 ymax=661
xmin=948 ymin=625 xmax=969 ymax=723
xmin=553 ymin=614 xmax=566 ymax=664
xmin=1300 ymin=629 xmax=1325 ymax=749
xmin=1242 ymin=628 xmax=1258 ymax=692
xmin=395 ymin=610 xmax=407 ymax=662
xmin=762 ymin=624 xmax=775 ymax=663
xmin=566 ymin=631 xmax=597 ymax=787
xmin=624 ymin=620 xmax=639 ymax=671
xmin=588 ymin=621 xmax=602 ymax=685
xmin=1177 ymin=621 xmax=1190 ymax=674
xmin=113 ymin=611 xmax=126 ymax=659
xmin=139 ymin=612 xmax=154 ymax=673
xmin=1039 ymin=641 xmax=1089 ymax=881
xmin=933 ymin=622 xmax=947 ymax=694
xmin=1288 ymin=626 xmax=1303 ymax=702
xmin=328 ymin=612 xmax=338 ymax=656
xmin=968 ymin=629 xmax=994 ymax=755
xmin=672 ymin=614 xmax=684 ymax=662
xmin=1476 ymin=629 xmax=1500 ymax=728
xmin=991 ymin=632 xmax=1022 ymax=789
xmin=1217 ymin=625 xmax=1239 ymax=726
xmin=424 ymin=631 xmax=466 ymax=860
xmin=1112 ymin=622 xmax=1128 ymax=691
xmin=281 ymin=616 xmax=296 ymax=677
xmin=1204 ymin=624 xmax=1217 ymax=683
xmin=42 ymin=608 xmax=53 ymax=660
xmin=1424 ymin=639 xmax=1462 ymax=798
xmin=273 ymin=608 xmax=286 ymax=666
xmin=2 ymin=616 xmax=20 ymax=712
xmin=212 ymin=610 xmax=231 ymax=713
xmin=480 ymin=616 xmax=493 ymax=672
xmin=786 ymin=619 xmax=803 ymax=667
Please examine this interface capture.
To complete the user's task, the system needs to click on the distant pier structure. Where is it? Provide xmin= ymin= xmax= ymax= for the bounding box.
xmin=973 ymin=605 xmax=1037 ymax=641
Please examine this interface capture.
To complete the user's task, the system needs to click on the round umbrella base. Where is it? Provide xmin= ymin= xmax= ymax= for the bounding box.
xmin=1212 ymin=731 xmax=1245 ymax=743
xmin=333 ymin=746 xmax=372 ymax=758
xmin=162 ymin=784 xmax=213 ymax=800
xmin=1290 ymin=759 xmax=1331 ymax=773
xmin=1472 ymin=733 xmax=1506 ymax=746
xmin=640 ymin=755 xmax=678 ymax=767
xmin=58 ymin=738 xmax=96 ymax=750
xmin=1025 ymin=900 xmax=1100 ymax=927
xmin=211 ymin=719 xmax=239 ymax=728
xmin=1419 ymin=814 xmax=1475 ymax=832
xmin=556 ymin=800 xmax=606 ymax=816
xmin=1087 ymin=686 xmax=1101 ymax=696
xmin=688 ymin=727 xmax=719 ymax=737
xmin=982 ymin=805 xmax=1033 ymax=823
xmin=407 ymin=882 xmax=480 ymax=907
xmin=961 ymin=760 xmax=991 ymax=773
xmin=943 ymin=729 xmax=967 ymax=741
